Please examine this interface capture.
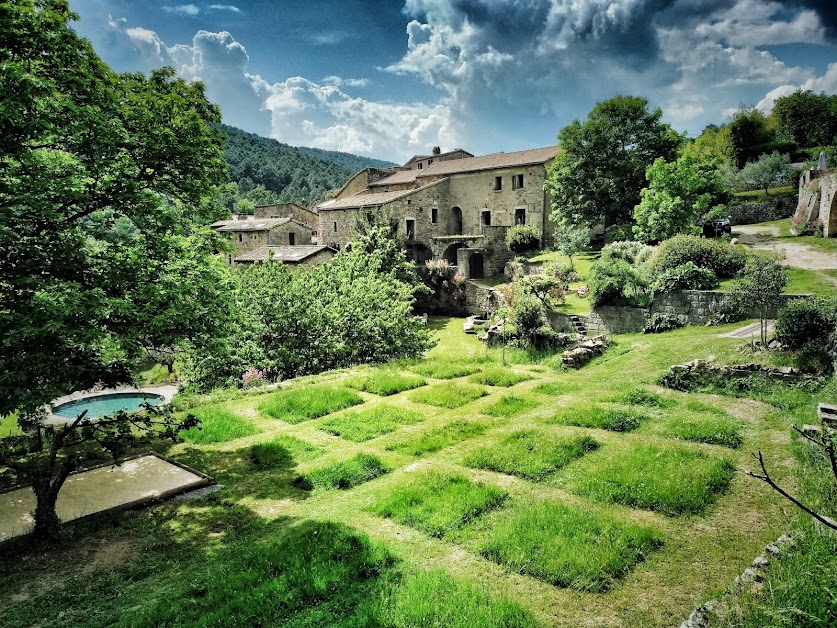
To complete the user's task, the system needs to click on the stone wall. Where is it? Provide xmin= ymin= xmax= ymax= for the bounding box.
xmin=793 ymin=170 xmax=837 ymax=236
xmin=266 ymin=222 xmax=313 ymax=246
xmin=463 ymin=281 xmax=505 ymax=316
xmin=726 ymin=196 xmax=796 ymax=225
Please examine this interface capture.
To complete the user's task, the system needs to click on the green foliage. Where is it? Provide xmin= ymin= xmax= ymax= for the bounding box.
xmin=729 ymin=255 xmax=789 ymax=345
xmin=477 ymin=500 xmax=662 ymax=591
xmin=482 ymin=395 xmax=540 ymax=417
xmin=408 ymin=382 xmax=487 ymax=408
xmin=633 ymin=155 xmax=730 ymax=243
xmin=258 ymin=385 xmax=363 ymax=423
xmin=650 ymin=235 xmax=746 ymax=279
xmin=346 ymin=370 xmax=427 ymax=396
xmin=738 ymin=151 xmax=791 ymax=195
xmin=652 ymin=262 xmax=718 ymax=293
xmin=320 ymin=405 xmax=424 ymax=442
xmin=465 ymin=431 xmax=599 ymax=481
xmin=776 ymin=298 xmax=836 ymax=350
xmin=600 ymin=240 xmax=656 ymax=265
xmin=643 ymin=312 xmax=686 ymax=334
xmin=369 ymin=471 xmax=508 ymax=539
xmin=249 ymin=436 xmax=323 ymax=467
xmin=771 ymin=90 xmax=837 ymax=148
xmin=546 ymin=95 xmax=681 ymax=228
xmin=505 ymin=224 xmax=541 ymax=254
xmin=386 ymin=419 xmax=487 ymax=457
xmin=726 ymin=107 xmax=777 ymax=168
xmin=563 ymin=443 xmax=735 ymax=516
xmin=418 ymin=258 xmax=468 ymax=314
xmin=297 ymin=453 xmax=390 ymax=490
xmin=550 ymin=404 xmax=649 ymax=432
xmin=469 ymin=368 xmax=532 ymax=387
xmin=553 ymin=221 xmax=591 ymax=270
xmin=181 ymin=405 xmax=258 ymax=444
xmin=588 ymin=256 xmax=651 ymax=307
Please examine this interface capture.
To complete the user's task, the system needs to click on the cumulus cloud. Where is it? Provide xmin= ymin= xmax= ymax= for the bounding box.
xmin=756 ymin=62 xmax=837 ymax=112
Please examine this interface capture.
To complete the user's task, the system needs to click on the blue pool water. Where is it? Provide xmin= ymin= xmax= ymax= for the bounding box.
xmin=52 ymin=392 xmax=164 ymax=419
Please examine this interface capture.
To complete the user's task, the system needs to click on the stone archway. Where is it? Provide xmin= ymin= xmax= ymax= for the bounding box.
xmin=450 ymin=206 xmax=463 ymax=234
xmin=442 ymin=242 xmax=464 ymax=264
xmin=469 ymin=252 xmax=485 ymax=279
xmin=407 ymin=243 xmax=432 ymax=265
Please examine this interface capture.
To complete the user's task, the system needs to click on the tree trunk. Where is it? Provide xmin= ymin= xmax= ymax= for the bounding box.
xmin=31 ymin=460 xmax=74 ymax=539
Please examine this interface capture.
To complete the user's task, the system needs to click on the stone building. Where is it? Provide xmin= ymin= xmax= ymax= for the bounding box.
xmin=210 ymin=215 xmax=316 ymax=266
xmin=316 ymin=145 xmax=560 ymax=279
xmin=231 ymin=244 xmax=336 ymax=269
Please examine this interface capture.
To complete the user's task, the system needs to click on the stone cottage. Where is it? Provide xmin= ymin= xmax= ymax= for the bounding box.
xmin=316 ymin=145 xmax=560 ymax=279
xmin=231 ymin=244 xmax=336 ymax=269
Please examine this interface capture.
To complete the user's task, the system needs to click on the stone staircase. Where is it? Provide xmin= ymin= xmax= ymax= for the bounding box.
xmin=568 ymin=314 xmax=588 ymax=336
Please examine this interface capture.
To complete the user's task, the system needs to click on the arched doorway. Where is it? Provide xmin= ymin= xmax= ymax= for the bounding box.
xmin=442 ymin=242 xmax=464 ymax=265
xmin=451 ymin=206 xmax=463 ymax=234
xmin=469 ymin=252 xmax=484 ymax=279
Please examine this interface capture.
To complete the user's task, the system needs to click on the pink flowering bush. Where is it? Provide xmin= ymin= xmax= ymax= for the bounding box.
xmin=242 ymin=368 xmax=267 ymax=389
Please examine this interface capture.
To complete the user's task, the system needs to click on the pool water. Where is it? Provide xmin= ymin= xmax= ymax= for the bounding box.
xmin=53 ymin=392 xmax=164 ymax=419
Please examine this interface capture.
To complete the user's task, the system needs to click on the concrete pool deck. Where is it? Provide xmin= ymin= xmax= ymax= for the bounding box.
xmin=0 ymin=453 xmax=214 ymax=542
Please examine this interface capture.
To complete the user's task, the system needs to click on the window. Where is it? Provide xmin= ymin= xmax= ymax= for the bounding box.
xmin=494 ymin=176 xmax=503 ymax=191
xmin=407 ymin=199 xmax=412 ymax=205
xmin=288 ymin=232 xmax=295 ymax=245
xmin=481 ymin=210 xmax=491 ymax=227
xmin=333 ymin=221 xmax=338 ymax=233
xmin=513 ymin=174 xmax=524 ymax=189
xmin=515 ymin=208 xmax=526 ymax=225
xmin=238 ymin=234 xmax=242 ymax=242
xmin=405 ymin=219 xmax=415 ymax=240
xmin=431 ymin=207 xmax=438 ymax=224
xmin=418 ymin=162 xmax=423 ymax=169
xmin=428 ymin=158 xmax=433 ymax=165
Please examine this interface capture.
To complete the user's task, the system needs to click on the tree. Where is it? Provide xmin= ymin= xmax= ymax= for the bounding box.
xmin=546 ymin=95 xmax=681 ymax=228
xmin=505 ymin=225 xmax=541 ymax=255
xmin=725 ymin=107 xmax=779 ymax=168
xmin=738 ymin=151 xmax=791 ymax=195
xmin=771 ymin=90 xmax=837 ymax=148
xmin=553 ymin=221 xmax=589 ymax=270
xmin=0 ymin=1 xmax=228 ymax=536
xmin=728 ymin=255 xmax=788 ymax=346
xmin=632 ymin=155 xmax=729 ymax=243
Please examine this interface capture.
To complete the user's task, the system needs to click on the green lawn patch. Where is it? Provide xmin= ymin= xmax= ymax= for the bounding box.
xmin=347 ymin=370 xmax=427 ymax=396
xmin=297 ymin=453 xmax=390 ymax=490
xmin=411 ymin=362 xmax=482 ymax=379
xmin=386 ymin=419 xmax=487 ymax=457
xmin=249 ymin=436 xmax=323 ymax=468
xmin=469 ymin=368 xmax=533 ymax=387
xmin=320 ymin=404 xmax=424 ymax=442
xmin=381 ymin=570 xmax=537 ymax=628
xmin=368 ymin=471 xmax=507 ymax=539
xmin=550 ymin=404 xmax=650 ymax=432
xmin=561 ymin=443 xmax=735 ymax=516
xmin=477 ymin=499 xmax=662 ymax=592
xmin=180 ymin=405 xmax=259 ymax=444
xmin=533 ymin=381 xmax=568 ymax=396
xmin=465 ymin=431 xmax=599 ymax=482
xmin=408 ymin=382 xmax=487 ymax=409
xmin=621 ymin=388 xmax=673 ymax=408
xmin=660 ymin=413 xmax=744 ymax=449
xmin=258 ymin=384 xmax=363 ymax=423
xmin=482 ymin=395 xmax=540 ymax=417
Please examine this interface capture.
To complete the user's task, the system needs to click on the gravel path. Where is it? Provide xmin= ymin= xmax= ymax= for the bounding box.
xmin=732 ymin=226 xmax=837 ymax=270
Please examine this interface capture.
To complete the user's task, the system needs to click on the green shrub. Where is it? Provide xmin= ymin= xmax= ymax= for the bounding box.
xmin=588 ymin=256 xmax=651 ymax=307
xmin=600 ymin=240 xmax=655 ymax=265
xmin=258 ymin=385 xmax=363 ymax=423
xmin=643 ymin=312 xmax=686 ymax=334
xmin=297 ymin=453 xmax=390 ymax=490
xmin=776 ymin=298 xmax=835 ymax=350
xmin=652 ymin=262 xmax=718 ymax=293
xmin=650 ymin=235 xmax=746 ymax=279
xmin=505 ymin=224 xmax=541 ymax=254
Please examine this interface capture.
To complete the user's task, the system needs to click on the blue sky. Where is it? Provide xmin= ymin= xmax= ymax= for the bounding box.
xmin=70 ymin=0 xmax=837 ymax=163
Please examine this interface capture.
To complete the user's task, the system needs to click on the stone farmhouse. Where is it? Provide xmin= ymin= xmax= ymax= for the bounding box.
xmin=316 ymin=145 xmax=560 ymax=279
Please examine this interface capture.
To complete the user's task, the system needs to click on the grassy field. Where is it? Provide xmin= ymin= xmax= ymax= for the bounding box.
xmin=1 ymin=317 xmax=833 ymax=626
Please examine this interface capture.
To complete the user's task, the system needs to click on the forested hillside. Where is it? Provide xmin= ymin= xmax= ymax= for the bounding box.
xmin=218 ymin=124 xmax=395 ymax=207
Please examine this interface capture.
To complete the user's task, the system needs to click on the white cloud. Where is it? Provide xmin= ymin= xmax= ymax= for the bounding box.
xmin=756 ymin=63 xmax=837 ymax=113
xmin=322 ymin=76 xmax=370 ymax=88
xmin=208 ymin=4 xmax=242 ymax=13
xmin=163 ymin=4 xmax=200 ymax=16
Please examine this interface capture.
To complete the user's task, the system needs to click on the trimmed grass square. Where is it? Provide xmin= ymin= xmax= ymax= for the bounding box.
xmin=181 ymin=405 xmax=258 ymax=444
xmin=465 ymin=431 xmax=599 ymax=481
xmin=482 ymin=395 xmax=540 ymax=417
xmin=249 ymin=436 xmax=323 ymax=468
xmin=368 ymin=471 xmax=507 ymax=539
xmin=477 ymin=500 xmax=662 ymax=592
xmin=411 ymin=362 xmax=482 ymax=379
xmin=469 ymin=368 xmax=532 ymax=387
xmin=346 ymin=371 xmax=427 ymax=396
xmin=660 ymin=413 xmax=744 ymax=448
xmin=258 ymin=384 xmax=363 ymax=423
xmin=297 ymin=453 xmax=390 ymax=490
xmin=621 ymin=388 xmax=674 ymax=408
xmin=533 ymin=381 xmax=568 ymax=396
xmin=320 ymin=405 xmax=424 ymax=442
xmin=549 ymin=404 xmax=650 ymax=432
xmin=408 ymin=382 xmax=487 ymax=409
xmin=386 ymin=419 xmax=487 ymax=457
xmin=560 ymin=443 xmax=735 ymax=516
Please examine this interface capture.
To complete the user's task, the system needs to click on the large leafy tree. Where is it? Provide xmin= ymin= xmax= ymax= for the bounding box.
xmin=0 ymin=0 xmax=229 ymax=536
xmin=546 ymin=95 xmax=681 ymax=228
xmin=771 ymin=90 xmax=837 ymax=148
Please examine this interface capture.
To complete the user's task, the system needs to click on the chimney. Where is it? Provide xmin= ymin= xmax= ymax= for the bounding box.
xmin=432 ymin=146 xmax=441 ymax=155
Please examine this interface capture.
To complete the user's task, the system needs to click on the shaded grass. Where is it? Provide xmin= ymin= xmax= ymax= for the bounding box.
xmin=346 ymin=371 xmax=427 ymax=396
xmin=469 ymin=368 xmax=533 ymax=387
xmin=320 ymin=405 xmax=424 ymax=442
xmin=561 ymin=443 xmax=735 ymax=516
xmin=477 ymin=499 xmax=662 ymax=592
xmin=297 ymin=453 xmax=390 ymax=490
xmin=249 ymin=436 xmax=323 ymax=468
xmin=408 ymin=382 xmax=487 ymax=409
xmin=180 ymin=405 xmax=259 ymax=444
xmin=0 ymin=412 xmax=21 ymax=437
xmin=482 ymin=395 xmax=540 ymax=417
xmin=368 ymin=471 xmax=507 ymax=539
xmin=410 ymin=362 xmax=482 ymax=379
xmin=549 ymin=404 xmax=650 ymax=433
xmin=465 ymin=430 xmax=599 ymax=481
xmin=381 ymin=569 xmax=537 ymax=628
xmin=386 ymin=419 xmax=488 ymax=457
xmin=621 ymin=388 xmax=674 ymax=408
xmin=258 ymin=385 xmax=363 ymax=423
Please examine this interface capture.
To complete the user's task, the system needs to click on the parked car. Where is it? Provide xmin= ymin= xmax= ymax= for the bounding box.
xmin=702 ymin=216 xmax=731 ymax=238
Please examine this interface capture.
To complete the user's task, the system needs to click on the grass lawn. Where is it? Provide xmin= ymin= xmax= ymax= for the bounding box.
xmin=0 ymin=317 xmax=817 ymax=627
xmin=732 ymin=185 xmax=794 ymax=200
xmin=469 ymin=367 xmax=533 ymax=387
xmin=181 ymin=405 xmax=259 ymax=444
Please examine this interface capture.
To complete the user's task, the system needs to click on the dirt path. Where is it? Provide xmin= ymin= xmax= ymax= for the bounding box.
xmin=733 ymin=225 xmax=837 ymax=270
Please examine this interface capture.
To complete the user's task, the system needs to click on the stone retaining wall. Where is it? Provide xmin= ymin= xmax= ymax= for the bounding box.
xmin=726 ymin=196 xmax=796 ymax=225
xmin=463 ymin=281 xmax=505 ymax=316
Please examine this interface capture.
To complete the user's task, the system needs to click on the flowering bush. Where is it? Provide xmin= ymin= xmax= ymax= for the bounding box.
xmin=242 ymin=368 xmax=267 ymax=388
xmin=416 ymin=259 xmax=468 ymax=314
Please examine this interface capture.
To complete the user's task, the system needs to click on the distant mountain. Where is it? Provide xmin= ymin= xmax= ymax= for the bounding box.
xmin=218 ymin=124 xmax=396 ymax=205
